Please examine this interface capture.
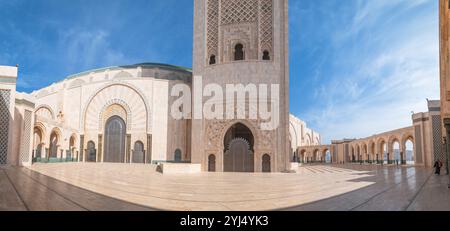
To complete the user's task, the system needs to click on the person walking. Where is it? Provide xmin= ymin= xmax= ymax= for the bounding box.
xmin=434 ymin=159 xmax=442 ymax=175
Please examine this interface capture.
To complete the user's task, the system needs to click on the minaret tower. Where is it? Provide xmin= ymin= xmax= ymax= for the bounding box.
xmin=440 ymin=0 xmax=450 ymax=186
xmin=441 ymin=0 xmax=450 ymax=122
xmin=191 ymin=0 xmax=290 ymax=172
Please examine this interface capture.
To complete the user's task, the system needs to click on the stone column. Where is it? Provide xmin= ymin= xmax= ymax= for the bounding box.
xmin=388 ymin=145 xmax=393 ymax=164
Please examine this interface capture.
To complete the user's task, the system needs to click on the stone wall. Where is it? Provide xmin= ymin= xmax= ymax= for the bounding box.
xmin=0 ymin=65 xmax=17 ymax=165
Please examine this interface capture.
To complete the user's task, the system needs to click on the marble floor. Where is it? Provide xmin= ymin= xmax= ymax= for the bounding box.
xmin=1 ymin=163 xmax=449 ymax=211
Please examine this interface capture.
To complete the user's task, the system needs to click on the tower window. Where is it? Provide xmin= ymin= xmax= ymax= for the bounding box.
xmin=262 ymin=50 xmax=271 ymax=60
xmin=209 ymin=55 xmax=216 ymax=65
xmin=234 ymin=43 xmax=244 ymax=61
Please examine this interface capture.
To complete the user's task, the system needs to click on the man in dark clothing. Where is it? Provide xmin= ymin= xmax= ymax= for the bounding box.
xmin=435 ymin=159 xmax=443 ymax=175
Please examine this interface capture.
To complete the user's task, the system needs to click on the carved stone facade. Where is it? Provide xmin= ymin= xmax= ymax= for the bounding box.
xmin=23 ymin=64 xmax=192 ymax=166
xmin=194 ymin=0 xmax=290 ymax=172
xmin=206 ymin=0 xmax=274 ymax=64
xmin=3 ymin=1 xmax=322 ymax=173
xmin=0 ymin=89 xmax=11 ymax=165
xmin=440 ymin=0 xmax=450 ymax=174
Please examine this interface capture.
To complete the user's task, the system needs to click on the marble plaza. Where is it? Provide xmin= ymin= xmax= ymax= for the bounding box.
xmin=0 ymin=163 xmax=448 ymax=211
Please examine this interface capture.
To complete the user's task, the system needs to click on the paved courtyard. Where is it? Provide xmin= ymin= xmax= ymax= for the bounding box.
xmin=0 ymin=163 xmax=449 ymax=211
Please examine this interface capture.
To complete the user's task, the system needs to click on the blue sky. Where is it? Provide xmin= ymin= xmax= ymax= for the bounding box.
xmin=0 ymin=0 xmax=440 ymax=143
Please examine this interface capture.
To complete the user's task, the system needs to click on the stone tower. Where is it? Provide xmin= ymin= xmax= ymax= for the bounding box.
xmin=440 ymin=0 xmax=450 ymax=180
xmin=441 ymin=0 xmax=450 ymax=124
xmin=191 ymin=0 xmax=290 ymax=172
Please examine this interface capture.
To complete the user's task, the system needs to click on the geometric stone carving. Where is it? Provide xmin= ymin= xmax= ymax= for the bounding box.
xmin=205 ymin=119 xmax=273 ymax=151
xmin=206 ymin=0 xmax=274 ymax=65
xmin=207 ymin=0 xmax=219 ymax=60
xmin=220 ymin=0 xmax=258 ymax=25
xmin=0 ymin=89 xmax=10 ymax=164
xmin=36 ymin=105 xmax=54 ymax=120
xmin=432 ymin=115 xmax=444 ymax=162
xmin=83 ymin=84 xmax=149 ymax=133
xmin=99 ymin=99 xmax=131 ymax=132
xmin=20 ymin=110 xmax=32 ymax=163
xmin=259 ymin=0 xmax=273 ymax=57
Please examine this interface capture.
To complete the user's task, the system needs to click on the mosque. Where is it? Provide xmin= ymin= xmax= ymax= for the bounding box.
xmin=0 ymin=0 xmax=446 ymax=173
xmin=0 ymin=0 xmax=320 ymax=173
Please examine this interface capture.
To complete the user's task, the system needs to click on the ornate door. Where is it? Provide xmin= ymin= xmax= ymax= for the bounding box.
xmin=87 ymin=141 xmax=96 ymax=162
xmin=174 ymin=149 xmax=182 ymax=162
xmin=208 ymin=154 xmax=216 ymax=172
xmin=132 ymin=141 xmax=145 ymax=164
xmin=104 ymin=116 xmax=126 ymax=163
xmin=224 ymin=138 xmax=254 ymax=172
xmin=262 ymin=154 xmax=271 ymax=173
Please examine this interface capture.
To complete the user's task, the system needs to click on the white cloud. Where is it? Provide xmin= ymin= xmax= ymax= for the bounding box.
xmin=301 ymin=0 xmax=439 ymax=144
xmin=58 ymin=29 xmax=129 ymax=73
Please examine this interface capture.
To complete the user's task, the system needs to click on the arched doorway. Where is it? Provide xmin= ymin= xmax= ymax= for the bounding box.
xmin=313 ymin=150 xmax=319 ymax=162
xmin=393 ymin=141 xmax=401 ymax=165
xmin=381 ymin=141 xmax=388 ymax=164
xmin=132 ymin=141 xmax=145 ymax=163
xmin=405 ymin=139 xmax=415 ymax=165
xmin=208 ymin=154 xmax=216 ymax=172
xmin=324 ymin=150 xmax=331 ymax=164
xmin=223 ymin=123 xmax=254 ymax=172
xmin=69 ymin=135 xmax=76 ymax=160
xmin=300 ymin=150 xmax=306 ymax=163
xmin=87 ymin=141 xmax=96 ymax=162
xmin=104 ymin=116 xmax=126 ymax=163
xmin=49 ymin=130 xmax=59 ymax=158
xmin=174 ymin=149 xmax=182 ymax=162
xmin=33 ymin=127 xmax=43 ymax=159
xmin=262 ymin=154 xmax=271 ymax=173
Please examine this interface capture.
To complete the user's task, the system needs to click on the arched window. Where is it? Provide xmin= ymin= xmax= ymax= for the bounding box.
xmin=208 ymin=154 xmax=216 ymax=172
xmin=209 ymin=55 xmax=216 ymax=65
xmin=33 ymin=127 xmax=43 ymax=159
xmin=262 ymin=154 xmax=271 ymax=173
xmin=174 ymin=149 xmax=182 ymax=162
xmin=234 ymin=43 xmax=244 ymax=61
xmin=262 ymin=50 xmax=270 ymax=60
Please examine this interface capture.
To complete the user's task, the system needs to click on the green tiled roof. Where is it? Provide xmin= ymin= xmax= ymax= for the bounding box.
xmin=64 ymin=62 xmax=192 ymax=81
